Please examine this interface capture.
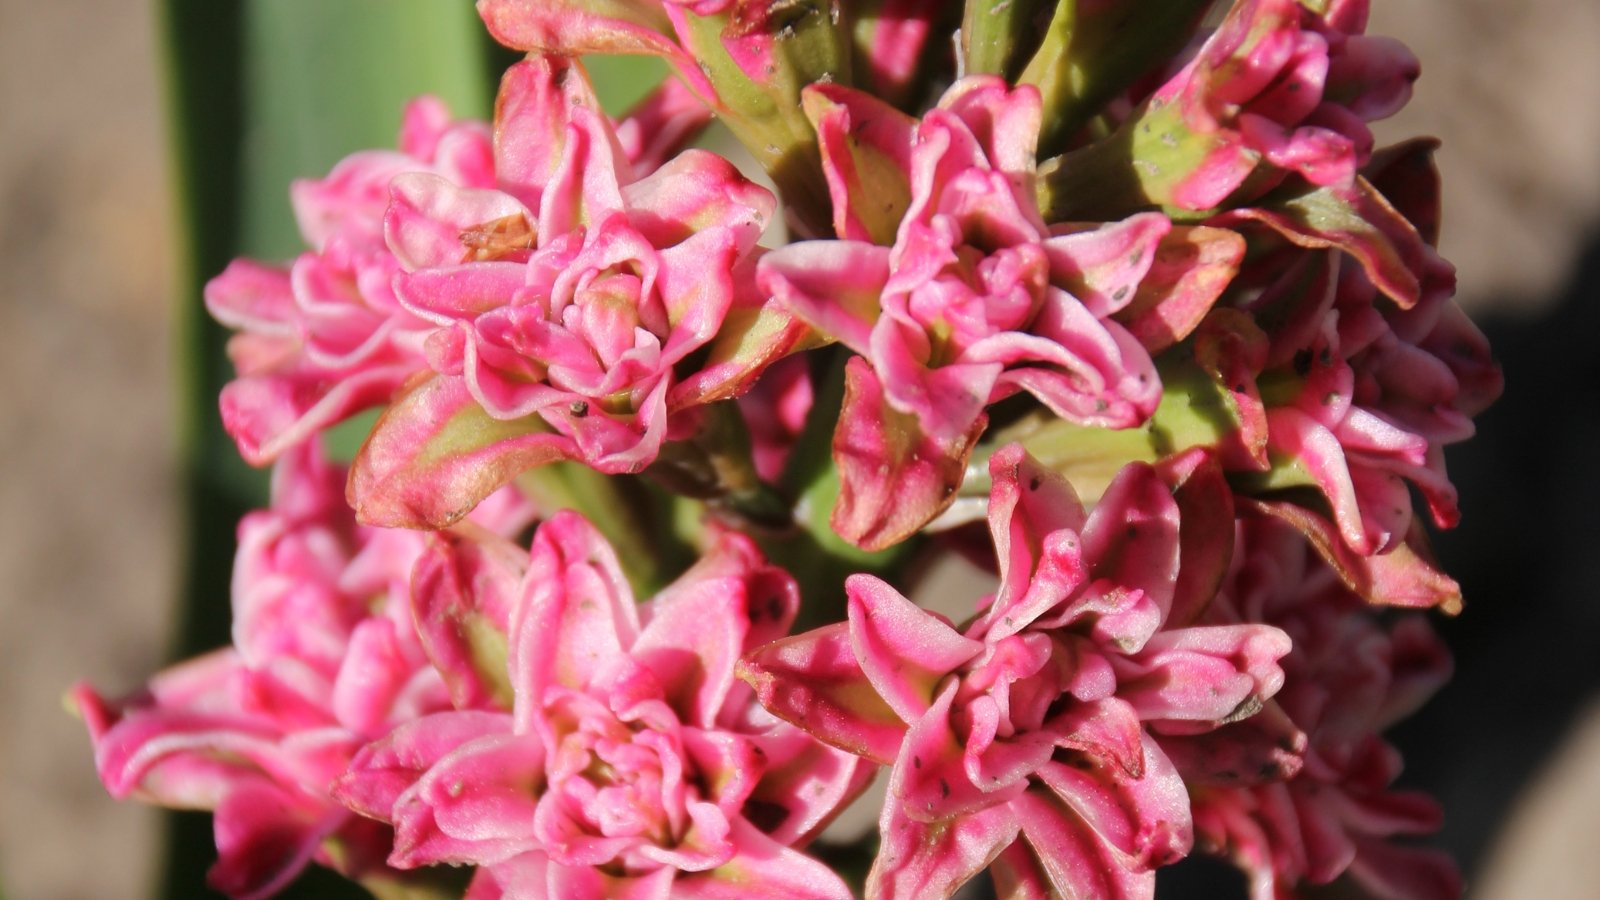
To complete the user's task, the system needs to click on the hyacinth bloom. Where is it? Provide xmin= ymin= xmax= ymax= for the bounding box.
xmin=1180 ymin=141 xmax=1501 ymax=576
xmin=206 ymin=75 xmax=715 ymax=471
xmin=74 ymin=445 xmax=534 ymax=898
xmin=69 ymin=1 xmax=1502 ymax=896
xmin=741 ymin=446 xmax=1292 ymax=899
xmin=348 ymin=55 xmax=795 ymax=530
xmin=336 ymin=511 xmax=869 ymax=897
xmin=1185 ymin=516 xmax=1460 ymax=899
xmin=1252 ymin=143 xmax=1499 ymax=559
xmin=1114 ymin=0 xmax=1420 ymax=212
xmin=758 ymin=76 xmax=1226 ymax=548
xmin=206 ymin=98 xmax=496 ymax=466
xmin=1242 ymin=251 xmax=1489 ymax=558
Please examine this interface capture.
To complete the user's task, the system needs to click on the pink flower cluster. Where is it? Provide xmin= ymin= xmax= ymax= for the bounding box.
xmin=76 ymin=445 xmax=533 ymax=896
xmin=79 ymin=1 xmax=1497 ymax=898
xmin=1185 ymin=515 xmax=1461 ymax=900
xmin=745 ymin=447 xmax=1293 ymax=897
xmin=338 ymin=514 xmax=867 ymax=898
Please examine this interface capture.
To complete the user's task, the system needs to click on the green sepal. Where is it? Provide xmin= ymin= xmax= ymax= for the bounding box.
xmin=675 ymin=3 xmax=852 ymax=237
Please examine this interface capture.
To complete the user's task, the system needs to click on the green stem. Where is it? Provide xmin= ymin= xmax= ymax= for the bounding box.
xmin=645 ymin=401 xmax=792 ymax=533
xmin=517 ymin=464 xmax=672 ymax=595
xmin=973 ymin=411 xmax=1169 ymax=506
xmin=762 ymin=349 xmax=917 ymax=629
xmin=961 ymin=0 xmax=1053 ymax=79
xmin=1022 ymin=0 xmax=1216 ymax=157
xmin=1036 ymin=97 xmax=1234 ymax=223
xmin=970 ymin=353 xmax=1256 ymax=504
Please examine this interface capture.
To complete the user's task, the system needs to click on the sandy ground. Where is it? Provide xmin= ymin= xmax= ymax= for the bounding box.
xmin=1 ymin=2 xmax=1596 ymax=898
xmin=0 ymin=1 xmax=174 ymax=897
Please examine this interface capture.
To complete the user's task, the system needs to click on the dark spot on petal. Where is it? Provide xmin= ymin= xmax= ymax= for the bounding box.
xmin=1029 ymin=476 xmax=1041 ymax=491
xmin=742 ymin=798 xmax=790 ymax=834
xmin=913 ymin=755 xmax=922 ymax=770
xmin=569 ymin=400 xmax=589 ymax=418
xmin=1293 ymin=350 xmax=1313 ymax=376
xmin=939 ymin=778 xmax=951 ymax=799
xmin=1112 ymin=286 xmax=1129 ymax=301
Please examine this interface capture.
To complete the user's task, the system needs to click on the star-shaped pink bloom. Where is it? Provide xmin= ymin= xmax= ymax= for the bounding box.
xmin=742 ymin=446 xmax=1292 ymax=899
xmin=349 ymin=55 xmax=800 ymax=531
xmin=207 ymin=67 xmax=716 ymax=474
xmin=758 ymin=77 xmax=1206 ymax=549
xmin=337 ymin=512 xmax=869 ymax=898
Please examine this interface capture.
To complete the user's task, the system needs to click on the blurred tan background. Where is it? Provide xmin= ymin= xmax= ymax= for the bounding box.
xmin=1 ymin=0 xmax=1596 ymax=898
xmin=1 ymin=0 xmax=176 ymax=897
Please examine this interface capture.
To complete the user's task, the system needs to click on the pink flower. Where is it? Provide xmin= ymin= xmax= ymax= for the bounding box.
xmin=1201 ymin=143 xmax=1500 ymax=563
xmin=760 ymin=77 xmax=1219 ymax=549
xmin=741 ymin=447 xmax=1292 ymax=899
xmin=1140 ymin=0 xmax=1420 ymax=210
xmin=206 ymin=98 xmax=495 ymax=465
xmin=74 ymin=445 xmax=534 ymax=898
xmin=348 ymin=55 xmax=797 ymax=530
xmin=337 ymin=512 xmax=868 ymax=897
xmin=737 ymin=354 xmax=815 ymax=484
xmin=208 ymin=68 xmax=716 ymax=474
xmin=476 ymin=0 xmax=946 ymax=109
xmin=1182 ymin=515 xmax=1460 ymax=900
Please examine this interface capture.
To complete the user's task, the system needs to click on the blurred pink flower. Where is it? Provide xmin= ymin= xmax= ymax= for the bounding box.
xmin=75 ymin=445 xmax=533 ymax=898
xmin=207 ymin=97 xmax=494 ymax=466
xmin=1183 ymin=515 xmax=1460 ymax=899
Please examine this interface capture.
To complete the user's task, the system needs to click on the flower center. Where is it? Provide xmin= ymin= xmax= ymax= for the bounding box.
xmin=536 ymin=689 xmax=707 ymax=871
